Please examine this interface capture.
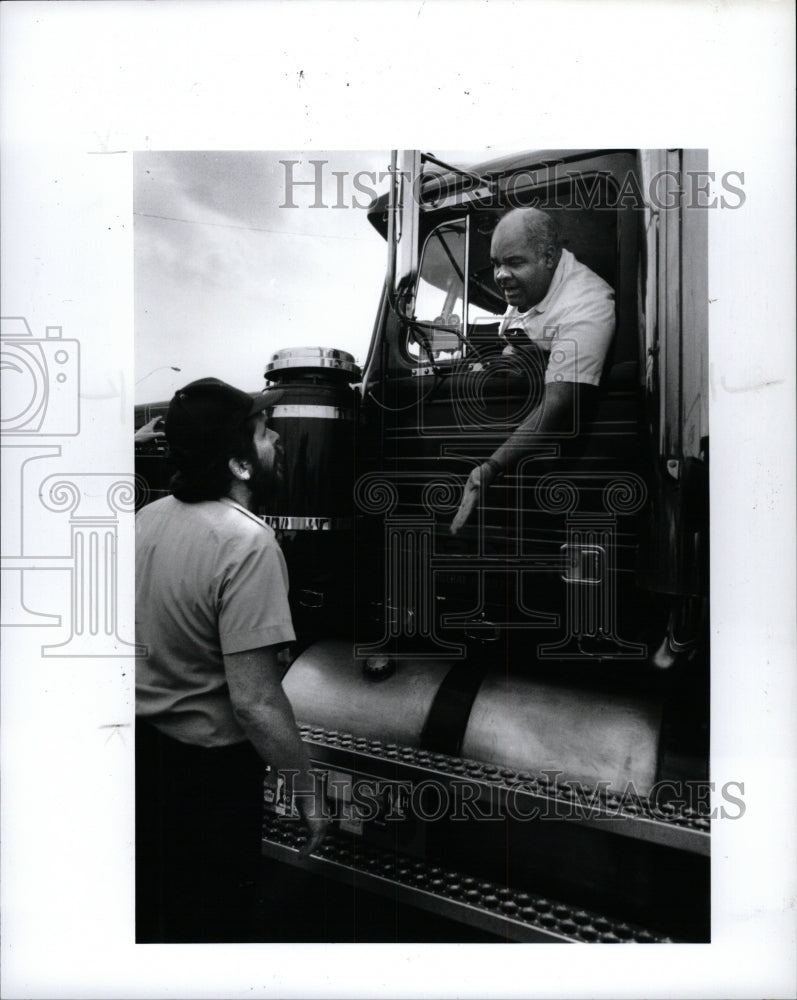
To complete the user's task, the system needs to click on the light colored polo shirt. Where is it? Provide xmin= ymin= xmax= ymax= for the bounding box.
xmin=498 ymin=248 xmax=615 ymax=386
xmin=135 ymin=495 xmax=295 ymax=747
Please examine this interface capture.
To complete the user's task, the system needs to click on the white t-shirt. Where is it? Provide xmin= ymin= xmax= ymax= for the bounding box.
xmin=498 ymin=248 xmax=615 ymax=386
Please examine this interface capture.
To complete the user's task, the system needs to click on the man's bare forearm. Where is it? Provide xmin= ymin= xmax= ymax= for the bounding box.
xmin=490 ymin=403 xmax=546 ymax=474
xmin=234 ymin=691 xmax=316 ymax=792
xmin=489 ymin=381 xmax=579 ymax=475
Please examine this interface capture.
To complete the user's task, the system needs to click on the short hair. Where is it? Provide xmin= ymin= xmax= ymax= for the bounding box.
xmin=509 ymin=208 xmax=561 ymax=258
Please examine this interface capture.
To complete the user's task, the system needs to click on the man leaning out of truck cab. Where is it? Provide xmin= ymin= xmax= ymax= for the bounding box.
xmin=450 ymin=207 xmax=616 ymax=534
xmin=135 ymin=377 xmax=327 ymax=942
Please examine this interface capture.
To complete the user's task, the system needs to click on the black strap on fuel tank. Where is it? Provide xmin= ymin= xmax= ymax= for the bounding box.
xmin=419 ymin=660 xmax=487 ymax=756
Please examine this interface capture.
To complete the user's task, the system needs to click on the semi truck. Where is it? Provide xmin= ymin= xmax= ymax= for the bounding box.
xmin=135 ymin=148 xmax=711 ymax=942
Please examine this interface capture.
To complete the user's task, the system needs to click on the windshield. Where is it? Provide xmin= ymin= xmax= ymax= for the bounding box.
xmin=408 ymin=213 xmax=505 ymax=362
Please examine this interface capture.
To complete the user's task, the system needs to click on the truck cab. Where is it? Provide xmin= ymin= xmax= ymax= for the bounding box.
xmin=135 ymin=148 xmax=710 ymax=942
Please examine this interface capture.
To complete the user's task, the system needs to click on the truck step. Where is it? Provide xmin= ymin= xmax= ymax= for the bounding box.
xmin=262 ymin=813 xmax=670 ymax=943
xmin=297 ymin=724 xmax=711 ymax=856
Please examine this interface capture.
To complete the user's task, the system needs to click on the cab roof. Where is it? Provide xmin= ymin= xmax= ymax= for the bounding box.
xmin=367 ymin=148 xmax=635 ymax=236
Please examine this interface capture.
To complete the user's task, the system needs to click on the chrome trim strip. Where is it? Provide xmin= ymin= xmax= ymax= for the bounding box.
xmin=271 ymin=404 xmax=353 ymax=420
xmin=261 ymin=515 xmax=354 ymax=531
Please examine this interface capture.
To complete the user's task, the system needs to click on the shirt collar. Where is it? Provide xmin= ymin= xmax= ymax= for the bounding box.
xmin=218 ymin=496 xmax=273 ymax=532
xmin=516 ymin=247 xmax=573 ymax=317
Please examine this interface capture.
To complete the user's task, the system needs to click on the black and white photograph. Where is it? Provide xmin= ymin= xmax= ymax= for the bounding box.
xmin=133 ymin=148 xmax=713 ymax=946
xmin=1 ymin=2 xmax=795 ymax=998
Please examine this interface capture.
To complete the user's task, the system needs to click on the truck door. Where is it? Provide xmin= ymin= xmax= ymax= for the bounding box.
xmin=358 ymin=151 xmax=649 ymax=663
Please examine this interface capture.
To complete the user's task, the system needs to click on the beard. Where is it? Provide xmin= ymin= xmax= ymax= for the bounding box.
xmin=248 ymin=457 xmax=283 ymax=508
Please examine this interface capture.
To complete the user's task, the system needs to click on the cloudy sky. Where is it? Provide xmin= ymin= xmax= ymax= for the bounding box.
xmin=134 ymin=150 xmax=391 ymax=403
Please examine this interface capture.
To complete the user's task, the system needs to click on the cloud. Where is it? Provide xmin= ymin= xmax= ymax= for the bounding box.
xmin=134 ymin=150 xmax=389 ymax=400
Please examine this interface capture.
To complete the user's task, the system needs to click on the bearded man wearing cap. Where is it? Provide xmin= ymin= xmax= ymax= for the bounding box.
xmin=135 ymin=378 xmax=327 ymax=942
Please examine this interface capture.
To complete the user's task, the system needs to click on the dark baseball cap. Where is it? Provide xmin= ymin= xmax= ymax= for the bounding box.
xmin=165 ymin=377 xmax=284 ymax=470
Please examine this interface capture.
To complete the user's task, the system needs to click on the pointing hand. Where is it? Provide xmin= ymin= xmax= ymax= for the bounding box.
xmin=450 ymin=462 xmax=499 ymax=535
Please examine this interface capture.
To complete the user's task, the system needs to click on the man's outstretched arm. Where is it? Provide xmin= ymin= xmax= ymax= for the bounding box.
xmin=450 ymin=381 xmax=591 ymax=535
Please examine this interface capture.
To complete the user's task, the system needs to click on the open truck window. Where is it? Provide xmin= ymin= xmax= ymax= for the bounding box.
xmin=405 ymin=173 xmax=621 ymax=374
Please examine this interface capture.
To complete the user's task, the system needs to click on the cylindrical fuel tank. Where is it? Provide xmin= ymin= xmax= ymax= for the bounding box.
xmin=259 ymin=348 xmax=361 ymax=632
xmin=461 ymin=673 xmax=662 ymax=795
xmin=262 ymin=346 xmax=360 ymax=527
xmin=282 ymin=640 xmax=453 ymax=747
